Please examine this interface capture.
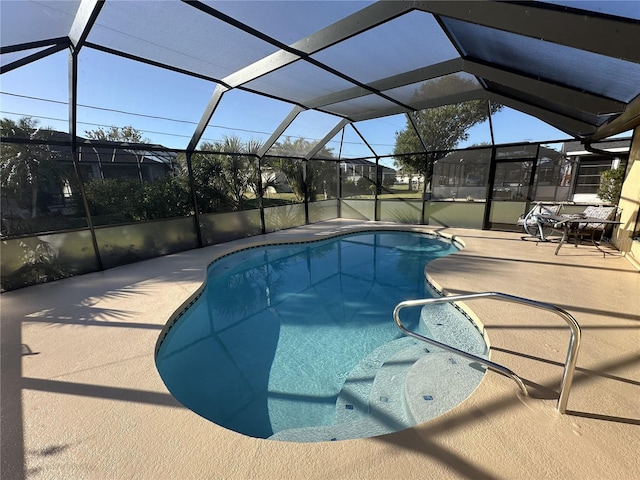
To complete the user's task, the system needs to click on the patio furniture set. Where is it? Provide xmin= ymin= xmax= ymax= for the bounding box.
xmin=517 ymin=203 xmax=620 ymax=255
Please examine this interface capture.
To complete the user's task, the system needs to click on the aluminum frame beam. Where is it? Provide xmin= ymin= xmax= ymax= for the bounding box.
xmin=416 ymin=0 xmax=640 ymax=63
xmin=1 ymin=43 xmax=69 ymax=75
xmin=305 ymin=118 xmax=349 ymax=160
xmin=68 ymin=0 xmax=104 ymax=51
xmin=350 ymin=124 xmax=380 ymax=159
xmin=347 ymin=90 xmax=488 ymax=123
xmin=0 ymin=37 xmax=70 ymax=55
xmin=588 ymin=94 xmax=640 ymax=142
xmin=257 ymin=105 xmax=305 ymax=158
xmin=463 ymin=59 xmax=626 ymax=117
xmin=221 ymin=1 xmax=413 ymax=88
xmin=484 ymin=92 xmax=597 ymax=138
xmin=305 ymin=59 xmax=464 ymax=110
xmin=186 ymin=84 xmax=228 ymax=153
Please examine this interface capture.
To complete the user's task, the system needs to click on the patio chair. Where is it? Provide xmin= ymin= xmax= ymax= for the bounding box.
xmin=548 ymin=205 xmax=619 ymax=251
xmin=517 ymin=202 xmax=562 ymax=241
xmin=574 ymin=205 xmax=618 ymax=245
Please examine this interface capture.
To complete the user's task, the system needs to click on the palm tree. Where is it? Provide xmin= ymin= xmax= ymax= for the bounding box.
xmin=268 ymin=137 xmax=336 ymax=201
xmin=194 ymin=136 xmax=265 ymax=211
xmin=1 ymin=117 xmax=65 ymax=219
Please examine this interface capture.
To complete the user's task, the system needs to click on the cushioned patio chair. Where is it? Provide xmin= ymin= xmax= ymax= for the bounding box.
xmin=549 ymin=205 xmax=619 ymax=251
xmin=574 ymin=205 xmax=618 ymax=245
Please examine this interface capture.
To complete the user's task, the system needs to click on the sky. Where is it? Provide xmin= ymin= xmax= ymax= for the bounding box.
xmin=0 ymin=46 xmax=576 ymax=169
xmin=1 ymin=0 xmax=635 ymax=169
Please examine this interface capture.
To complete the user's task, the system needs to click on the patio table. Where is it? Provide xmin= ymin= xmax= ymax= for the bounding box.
xmin=541 ymin=214 xmax=621 ymax=255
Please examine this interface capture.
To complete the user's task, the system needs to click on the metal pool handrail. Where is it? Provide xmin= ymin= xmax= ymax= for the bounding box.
xmin=393 ymin=292 xmax=582 ymax=414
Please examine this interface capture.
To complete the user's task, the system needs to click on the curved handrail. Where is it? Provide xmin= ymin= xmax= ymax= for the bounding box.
xmin=393 ymin=291 xmax=581 ymax=414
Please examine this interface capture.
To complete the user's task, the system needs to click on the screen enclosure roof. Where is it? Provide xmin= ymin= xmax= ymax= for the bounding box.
xmin=2 ymin=0 xmax=639 ymax=154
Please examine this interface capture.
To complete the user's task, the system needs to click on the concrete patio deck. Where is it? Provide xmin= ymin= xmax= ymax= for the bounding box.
xmin=2 ymin=220 xmax=639 ymax=479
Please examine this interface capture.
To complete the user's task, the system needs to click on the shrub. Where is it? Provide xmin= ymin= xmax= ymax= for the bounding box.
xmin=597 ymin=167 xmax=624 ymax=204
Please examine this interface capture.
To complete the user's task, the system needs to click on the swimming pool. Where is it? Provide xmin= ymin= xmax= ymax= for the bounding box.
xmin=156 ymin=230 xmax=488 ymax=442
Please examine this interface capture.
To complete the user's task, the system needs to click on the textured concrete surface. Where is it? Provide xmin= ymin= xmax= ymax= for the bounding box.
xmin=2 ymin=220 xmax=639 ymax=480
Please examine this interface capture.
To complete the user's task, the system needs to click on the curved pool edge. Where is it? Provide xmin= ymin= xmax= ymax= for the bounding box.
xmin=423 ymin=270 xmax=492 ymax=353
xmin=154 ymin=222 xmax=490 ymax=442
xmin=154 ymin=222 xmax=466 ymax=359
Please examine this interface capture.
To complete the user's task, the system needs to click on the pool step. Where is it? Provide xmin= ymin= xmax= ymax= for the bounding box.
xmin=334 ymin=337 xmax=420 ymax=424
xmin=268 ymin=416 xmax=391 ymax=442
xmin=419 ymin=303 xmax=488 ymax=357
xmin=270 ymin=339 xmax=427 ymax=442
xmin=358 ymin=342 xmax=430 ymax=430
xmin=404 ymin=352 xmax=486 ymax=424
xmin=270 ymin=323 xmax=488 ymax=442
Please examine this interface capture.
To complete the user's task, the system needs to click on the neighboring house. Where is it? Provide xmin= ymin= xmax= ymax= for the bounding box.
xmin=339 ymin=158 xmax=396 ymax=185
xmin=261 ymin=166 xmax=291 ymax=194
xmin=432 ymin=148 xmax=492 ymax=200
xmin=74 ymin=142 xmax=178 ymax=183
xmin=40 ymin=131 xmax=179 ymax=183
xmin=261 ymin=158 xmax=397 ymax=195
xmin=1 ymin=131 xmax=179 ymax=222
xmin=430 ymin=140 xmax=631 ymax=203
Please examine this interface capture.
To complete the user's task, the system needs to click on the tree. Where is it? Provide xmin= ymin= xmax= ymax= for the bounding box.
xmin=1 ymin=117 xmax=65 ymax=219
xmin=393 ymin=76 xmax=501 ymax=191
xmin=597 ymin=167 xmax=625 ymax=204
xmin=180 ymin=148 xmax=228 ymax=214
xmin=244 ymin=138 xmax=268 ymax=198
xmin=183 ymin=136 xmax=263 ymax=212
xmin=268 ymin=137 xmax=336 ymax=201
xmin=208 ymin=136 xmax=259 ymax=210
xmin=84 ymin=125 xmax=150 ymax=143
xmin=84 ymin=125 xmax=153 ymax=181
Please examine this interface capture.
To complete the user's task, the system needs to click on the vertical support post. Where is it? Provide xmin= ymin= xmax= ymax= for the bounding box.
xmin=257 ymin=155 xmax=266 ymax=234
xmin=185 ymin=151 xmax=203 ymax=247
xmin=374 ymin=157 xmax=381 ymax=221
xmin=483 ymin=146 xmax=497 ymax=230
xmin=302 ymin=160 xmax=309 ymax=224
xmin=483 ymin=101 xmax=497 ymax=230
xmin=337 ymin=162 xmax=343 ymax=218
xmin=421 ymin=153 xmax=430 ymax=225
xmin=337 ymin=128 xmax=345 ymax=220
xmin=528 ymin=144 xmax=541 ymax=202
xmin=69 ymin=49 xmax=103 ymax=270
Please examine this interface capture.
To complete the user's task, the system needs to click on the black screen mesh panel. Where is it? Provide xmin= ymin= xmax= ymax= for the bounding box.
xmin=201 ymin=89 xmax=294 ymax=146
xmin=244 ymin=59 xmax=357 ymax=104
xmin=1 ymin=0 xmax=80 ymax=46
xmin=86 ymin=1 xmax=280 ymax=80
xmin=265 ymin=110 xmax=344 ymax=158
xmin=312 ymin=11 xmax=459 ymax=85
xmin=442 ymin=16 xmax=640 ymax=103
xmin=384 ymin=73 xmax=482 ymax=106
xmin=322 ymin=94 xmax=400 ymax=118
xmin=483 ymin=80 xmax=605 ymax=127
xmin=540 ymin=0 xmax=640 ymax=20
xmin=204 ymin=0 xmax=376 ymax=45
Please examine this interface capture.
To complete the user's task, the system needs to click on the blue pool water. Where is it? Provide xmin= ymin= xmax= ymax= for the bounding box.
xmin=156 ymin=230 xmax=487 ymax=441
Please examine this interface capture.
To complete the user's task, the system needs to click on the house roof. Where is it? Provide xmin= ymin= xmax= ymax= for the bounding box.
xmin=562 ymin=138 xmax=632 ymax=155
xmin=2 ymin=1 xmax=639 ymax=157
xmin=340 ymin=158 xmax=395 ymax=173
